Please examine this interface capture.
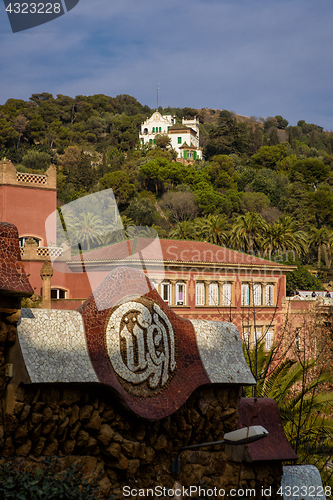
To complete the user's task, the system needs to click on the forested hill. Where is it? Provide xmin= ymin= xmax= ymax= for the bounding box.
xmin=1 ymin=92 xmax=333 ymax=291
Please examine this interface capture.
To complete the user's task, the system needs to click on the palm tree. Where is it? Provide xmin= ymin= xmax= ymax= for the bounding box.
xmin=74 ymin=212 xmax=104 ymax=251
xmin=310 ymin=227 xmax=332 ymax=268
xmin=230 ymin=212 xmax=267 ymax=253
xmin=261 ymin=217 xmax=308 ymax=260
xmin=194 ymin=214 xmax=229 ymax=246
xmin=169 ymin=221 xmax=196 ymax=240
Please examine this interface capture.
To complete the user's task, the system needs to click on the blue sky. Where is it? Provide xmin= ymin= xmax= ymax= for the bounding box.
xmin=1 ymin=0 xmax=333 ymax=129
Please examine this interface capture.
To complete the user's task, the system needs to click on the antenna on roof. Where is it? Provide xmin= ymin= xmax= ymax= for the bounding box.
xmin=156 ymin=82 xmax=159 ymax=109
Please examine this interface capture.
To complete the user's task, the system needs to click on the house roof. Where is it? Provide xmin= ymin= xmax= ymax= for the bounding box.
xmin=69 ymin=238 xmax=290 ymax=269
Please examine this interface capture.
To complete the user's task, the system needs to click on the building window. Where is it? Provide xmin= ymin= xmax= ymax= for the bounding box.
xmin=241 ymin=283 xmax=250 ymax=306
xmin=51 ymin=289 xmax=67 ymax=299
xmin=254 ymin=327 xmax=263 ymax=344
xmin=253 ymin=284 xmax=263 ymax=306
xmin=19 ymin=236 xmax=40 ymax=247
xmin=296 ymin=328 xmax=301 ymax=351
xmin=152 ymin=127 xmax=155 ymax=133
xmin=149 ymin=139 xmax=152 ymax=144
xmin=243 ymin=328 xmax=251 ymax=347
xmin=265 ymin=329 xmax=274 ymax=351
xmin=176 ymin=283 xmax=186 ymax=305
xmin=265 ymin=284 xmax=274 ymax=306
xmin=221 ymin=282 xmax=232 ymax=306
xmin=161 ymin=283 xmax=171 ymax=304
xmin=144 ymin=128 xmax=148 ymax=135
xmin=196 ymin=282 xmax=205 ymax=306
xmin=178 ymin=137 xmax=182 ymax=144
xmin=159 ymin=127 xmax=161 ymax=132
xmin=141 ymin=139 xmax=144 ymax=145
xmin=208 ymin=283 xmax=219 ymax=306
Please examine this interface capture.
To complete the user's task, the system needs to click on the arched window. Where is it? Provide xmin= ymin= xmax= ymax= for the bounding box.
xmin=19 ymin=236 xmax=41 ymax=247
xmin=143 ymin=128 xmax=148 ymax=135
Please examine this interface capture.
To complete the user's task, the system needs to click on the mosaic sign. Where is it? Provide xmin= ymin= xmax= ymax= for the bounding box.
xmin=105 ymin=299 xmax=177 ymax=396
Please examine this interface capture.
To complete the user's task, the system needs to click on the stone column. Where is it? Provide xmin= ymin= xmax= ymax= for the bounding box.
xmin=40 ymin=260 xmax=53 ymax=309
xmin=170 ymin=280 xmax=177 ymax=306
xmin=204 ymin=281 xmax=211 ymax=306
xmin=218 ymin=281 xmax=224 ymax=306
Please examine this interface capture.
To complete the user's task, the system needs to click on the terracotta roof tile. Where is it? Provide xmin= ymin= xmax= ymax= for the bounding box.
xmin=69 ymin=238 xmax=286 ymax=268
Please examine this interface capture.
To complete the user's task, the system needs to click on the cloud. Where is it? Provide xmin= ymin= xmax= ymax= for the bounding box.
xmin=1 ymin=0 xmax=333 ymax=128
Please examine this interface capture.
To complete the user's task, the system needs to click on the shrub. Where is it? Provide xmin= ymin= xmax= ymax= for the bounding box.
xmin=0 ymin=458 xmax=99 ymax=499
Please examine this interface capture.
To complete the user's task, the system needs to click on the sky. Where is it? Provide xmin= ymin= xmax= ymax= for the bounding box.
xmin=1 ymin=0 xmax=333 ymax=129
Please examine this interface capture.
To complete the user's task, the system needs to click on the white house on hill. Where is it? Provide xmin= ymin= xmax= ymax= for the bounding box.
xmin=139 ymin=111 xmax=202 ymax=160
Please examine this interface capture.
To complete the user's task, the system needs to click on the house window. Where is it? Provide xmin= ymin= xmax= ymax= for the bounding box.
xmin=178 ymin=137 xmax=182 ymax=144
xmin=296 ymin=328 xmax=301 ymax=351
xmin=176 ymin=283 xmax=186 ymax=305
xmin=159 ymin=127 xmax=161 ymax=132
xmin=152 ymin=127 xmax=155 ymax=133
xmin=149 ymin=139 xmax=152 ymax=144
xmin=51 ymin=289 xmax=67 ymax=299
xmin=161 ymin=283 xmax=171 ymax=304
xmin=243 ymin=328 xmax=251 ymax=347
xmin=141 ymin=139 xmax=144 ymax=145
xmin=196 ymin=282 xmax=205 ymax=306
xmin=253 ymin=284 xmax=263 ymax=306
xmin=19 ymin=236 xmax=40 ymax=247
xmin=254 ymin=327 xmax=263 ymax=344
xmin=241 ymin=284 xmax=250 ymax=306
xmin=265 ymin=284 xmax=274 ymax=306
xmin=221 ymin=282 xmax=232 ymax=306
xmin=143 ymin=128 xmax=148 ymax=135
xmin=208 ymin=283 xmax=219 ymax=306
xmin=265 ymin=329 xmax=274 ymax=351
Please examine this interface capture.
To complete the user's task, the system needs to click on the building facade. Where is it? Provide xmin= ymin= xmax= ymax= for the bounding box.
xmin=1 ymin=159 xmax=295 ymax=348
xmin=139 ymin=111 xmax=202 ymax=160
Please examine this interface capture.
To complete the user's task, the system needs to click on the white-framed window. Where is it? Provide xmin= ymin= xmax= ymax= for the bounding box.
xmin=208 ymin=283 xmax=219 ymax=306
xmin=221 ymin=282 xmax=232 ymax=306
xmin=296 ymin=328 xmax=301 ymax=351
xmin=265 ymin=329 xmax=274 ymax=351
xmin=176 ymin=283 xmax=186 ymax=305
xmin=196 ymin=282 xmax=205 ymax=306
xmin=253 ymin=284 xmax=263 ymax=306
xmin=51 ymin=288 xmax=67 ymax=299
xmin=243 ymin=328 xmax=251 ymax=347
xmin=19 ymin=236 xmax=41 ymax=247
xmin=254 ymin=327 xmax=263 ymax=344
xmin=265 ymin=284 xmax=274 ymax=306
xmin=241 ymin=283 xmax=250 ymax=306
xmin=161 ymin=282 xmax=171 ymax=304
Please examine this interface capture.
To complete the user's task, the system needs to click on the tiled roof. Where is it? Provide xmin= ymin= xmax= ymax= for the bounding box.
xmin=69 ymin=238 xmax=287 ymax=268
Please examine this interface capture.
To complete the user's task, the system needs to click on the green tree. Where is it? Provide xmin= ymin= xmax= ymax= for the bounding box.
xmin=99 ymin=171 xmax=136 ymax=209
xmin=169 ymin=221 xmax=196 ymax=240
xmin=230 ymin=212 xmax=267 ymax=253
xmin=194 ymin=214 xmax=229 ymax=245
xmin=286 ymin=266 xmax=325 ymax=295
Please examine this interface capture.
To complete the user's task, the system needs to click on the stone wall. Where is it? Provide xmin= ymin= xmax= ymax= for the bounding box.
xmin=0 ymin=303 xmax=283 ymax=499
xmin=0 ymin=379 xmax=282 ymax=499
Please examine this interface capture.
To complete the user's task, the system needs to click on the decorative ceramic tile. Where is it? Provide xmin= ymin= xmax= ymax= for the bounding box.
xmin=191 ymin=319 xmax=255 ymax=384
xmin=0 ymin=222 xmax=33 ymax=297
xmin=17 ymin=267 xmax=255 ymax=419
xmin=282 ymin=465 xmax=324 ymax=500
xmin=18 ymin=309 xmax=98 ymax=383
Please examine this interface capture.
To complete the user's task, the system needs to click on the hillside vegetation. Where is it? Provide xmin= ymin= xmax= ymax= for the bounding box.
xmin=2 ymin=93 xmax=333 ymax=290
